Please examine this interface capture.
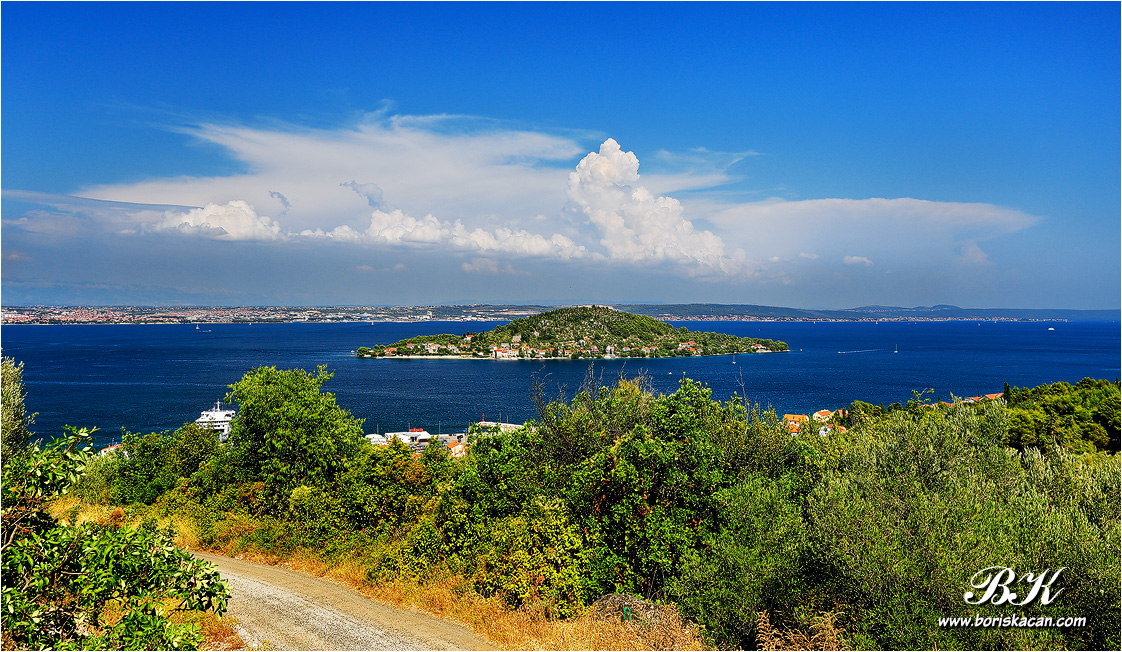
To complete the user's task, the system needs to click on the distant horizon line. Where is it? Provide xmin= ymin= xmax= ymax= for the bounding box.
xmin=2 ymin=302 xmax=1118 ymax=313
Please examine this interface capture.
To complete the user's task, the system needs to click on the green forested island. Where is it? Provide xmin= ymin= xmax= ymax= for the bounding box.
xmin=356 ymin=306 xmax=788 ymax=359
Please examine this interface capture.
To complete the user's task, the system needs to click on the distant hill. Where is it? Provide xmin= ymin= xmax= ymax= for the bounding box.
xmin=613 ymin=303 xmax=1119 ymax=321
xmin=359 ymin=306 xmax=788 ymax=359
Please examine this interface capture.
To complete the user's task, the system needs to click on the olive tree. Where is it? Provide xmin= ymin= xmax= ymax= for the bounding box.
xmin=1 ymin=356 xmax=35 ymax=461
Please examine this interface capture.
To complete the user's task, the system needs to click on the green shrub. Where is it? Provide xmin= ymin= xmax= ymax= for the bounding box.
xmin=1 ymin=429 xmax=228 ymax=650
xmin=465 ymin=498 xmax=589 ymax=616
xmin=334 ymin=440 xmax=439 ymax=532
xmin=804 ymin=403 xmax=1120 ymax=649
xmin=72 ymin=452 xmax=116 ymax=503
xmin=668 ymin=473 xmax=808 ymax=649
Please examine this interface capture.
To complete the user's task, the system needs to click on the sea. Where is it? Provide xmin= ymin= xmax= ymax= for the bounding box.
xmin=2 ymin=319 xmax=1119 ymax=450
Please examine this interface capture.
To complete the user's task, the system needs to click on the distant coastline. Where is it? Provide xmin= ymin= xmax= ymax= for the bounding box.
xmin=2 ymin=303 xmax=1117 ymax=326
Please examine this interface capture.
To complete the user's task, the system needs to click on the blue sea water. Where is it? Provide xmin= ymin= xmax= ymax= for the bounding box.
xmin=2 ymin=320 xmax=1118 ymax=450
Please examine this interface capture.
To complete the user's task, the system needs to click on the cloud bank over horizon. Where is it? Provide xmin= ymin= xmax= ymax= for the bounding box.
xmin=2 ymin=114 xmax=1058 ymax=306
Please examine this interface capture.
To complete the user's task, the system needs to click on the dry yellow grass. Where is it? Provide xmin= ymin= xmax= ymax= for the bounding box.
xmin=48 ymin=494 xmax=111 ymax=524
xmin=172 ymin=610 xmax=247 ymax=651
xmin=756 ymin=609 xmax=847 ymax=651
xmin=43 ymin=498 xmax=246 ymax=650
xmin=50 ymin=494 xmax=204 ymax=549
xmin=357 ymin=575 xmax=703 ymax=650
xmin=205 ymin=549 xmax=702 ymax=650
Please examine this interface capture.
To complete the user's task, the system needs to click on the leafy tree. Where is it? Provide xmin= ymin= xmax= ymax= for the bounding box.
xmin=115 ymin=430 xmax=181 ymax=504
xmin=168 ymin=422 xmax=221 ymax=479
xmin=668 ymin=475 xmax=807 ymax=649
xmin=1 ymin=428 xmax=229 ymax=650
xmin=75 ymin=424 xmax=220 ymax=506
xmin=1 ymin=356 xmax=36 ymax=462
xmin=843 ymin=399 xmax=886 ymax=426
xmin=333 ymin=439 xmax=446 ymax=532
xmin=225 ymin=366 xmax=365 ymax=513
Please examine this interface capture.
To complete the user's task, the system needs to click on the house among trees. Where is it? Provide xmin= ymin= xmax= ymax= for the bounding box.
xmin=783 ymin=413 xmax=809 ymax=433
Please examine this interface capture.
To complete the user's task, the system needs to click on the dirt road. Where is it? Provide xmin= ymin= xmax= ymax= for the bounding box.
xmin=194 ymin=552 xmax=492 ymax=651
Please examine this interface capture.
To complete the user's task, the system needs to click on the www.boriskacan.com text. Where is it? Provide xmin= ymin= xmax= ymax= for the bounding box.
xmin=939 ymin=615 xmax=1086 ymax=628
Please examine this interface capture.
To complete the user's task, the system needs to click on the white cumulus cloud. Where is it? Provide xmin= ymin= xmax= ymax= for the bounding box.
xmin=843 ymin=255 xmax=873 ymax=266
xmin=567 ymin=139 xmax=746 ymax=276
xmin=300 ymin=208 xmax=589 ymax=260
xmin=152 ymin=201 xmax=284 ymax=241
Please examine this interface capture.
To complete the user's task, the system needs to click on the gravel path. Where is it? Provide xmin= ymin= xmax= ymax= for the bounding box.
xmin=194 ymin=552 xmax=492 ymax=651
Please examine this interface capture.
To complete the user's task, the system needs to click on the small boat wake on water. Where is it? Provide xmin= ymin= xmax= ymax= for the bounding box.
xmin=837 ymin=348 xmax=890 ymax=354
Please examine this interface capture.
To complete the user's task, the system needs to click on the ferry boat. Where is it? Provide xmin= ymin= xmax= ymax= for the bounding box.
xmin=195 ymin=401 xmax=236 ymax=441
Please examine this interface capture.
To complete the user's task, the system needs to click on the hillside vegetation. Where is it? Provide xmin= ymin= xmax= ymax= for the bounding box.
xmin=358 ymin=306 xmax=788 ymax=359
xmin=1004 ymin=378 xmax=1121 ymax=451
xmin=53 ymin=365 xmax=1120 ymax=650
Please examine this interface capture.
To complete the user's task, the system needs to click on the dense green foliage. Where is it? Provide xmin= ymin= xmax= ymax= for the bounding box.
xmin=1004 ymin=378 xmax=1120 ymax=452
xmin=77 ymin=424 xmax=222 ymax=506
xmin=222 ymin=365 xmax=366 ymax=513
xmin=834 ymin=379 xmax=1121 ymax=454
xmin=1 ymin=429 xmax=228 ymax=650
xmin=359 ymin=306 xmax=788 ymax=358
xmin=73 ymin=366 xmax=1121 ymax=650
xmin=496 ymin=306 xmax=677 ymax=341
xmin=386 ymin=333 xmax=467 ymax=347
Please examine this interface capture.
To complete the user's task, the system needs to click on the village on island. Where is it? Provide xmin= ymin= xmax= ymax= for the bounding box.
xmin=355 ymin=306 xmax=788 ymax=360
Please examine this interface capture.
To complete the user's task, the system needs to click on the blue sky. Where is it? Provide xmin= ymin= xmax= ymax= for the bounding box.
xmin=2 ymin=2 xmax=1118 ymax=309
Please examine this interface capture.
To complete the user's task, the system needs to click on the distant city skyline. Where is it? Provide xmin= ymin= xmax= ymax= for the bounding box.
xmin=2 ymin=3 xmax=1118 ymax=309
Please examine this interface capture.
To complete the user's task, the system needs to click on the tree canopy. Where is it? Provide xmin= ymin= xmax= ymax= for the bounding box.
xmin=225 ymin=365 xmax=366 ymax=513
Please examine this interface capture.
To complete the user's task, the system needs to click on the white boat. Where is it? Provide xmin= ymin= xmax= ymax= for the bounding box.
xmin=195 ymin=401 xmax=236 ymax=441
